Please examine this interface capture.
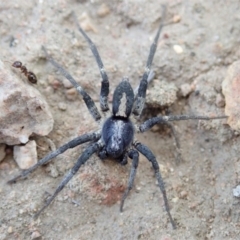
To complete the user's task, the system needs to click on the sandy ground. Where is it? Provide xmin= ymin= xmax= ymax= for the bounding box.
xmin=1 ymin=0 xmax=240 ymax=239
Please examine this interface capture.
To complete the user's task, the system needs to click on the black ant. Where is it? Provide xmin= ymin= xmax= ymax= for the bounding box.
xmin=12 ymin=61 xmax=37 ymax=84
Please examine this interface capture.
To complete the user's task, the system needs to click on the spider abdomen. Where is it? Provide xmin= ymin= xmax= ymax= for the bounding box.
xmin=102 ymin=116 xmax=134 ymax=158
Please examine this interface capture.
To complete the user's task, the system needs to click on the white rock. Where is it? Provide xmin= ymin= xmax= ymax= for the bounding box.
xmin=0 ymin=59 xmax=54 ymax=145
xmin=233 ymin=185 xmax=240 ymax=197
xmin=173 ymin=45 xmax=183 ymax=54
xmin=180 ymin=83 xmax=193 ymax=97
xmin=13 ymin=140 xmax=37 ymax=169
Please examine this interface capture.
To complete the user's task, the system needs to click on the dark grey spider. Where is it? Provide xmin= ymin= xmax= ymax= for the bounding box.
xmin=8 ymin=8 xmax=227 ymax=229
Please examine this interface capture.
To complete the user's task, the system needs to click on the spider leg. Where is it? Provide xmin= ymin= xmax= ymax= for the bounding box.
xmin=8 ymin=131 xmax=101 ymax=184
xmin=132 ymin=5 xmax=166 ymax=117
xmin=72 ymin=12 xmax=109 ymax=112
xmin=139 ymin=114 xmax=227 ymax=132
xmin=42 ymin=46 xmax=101 ymax=122
xmin=34 ymin=141 xmax=103 ymax=218
xmin=134 ymin=69 xmax=155 ymax=96
xmin=120 ymin=149 xmax=139 ymax=212
xmin=133 ymin=141 xmax=176 ymax=229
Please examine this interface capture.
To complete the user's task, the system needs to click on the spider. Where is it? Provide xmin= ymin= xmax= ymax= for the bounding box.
xmin=8 ymin=8 xmax=227 ymax=229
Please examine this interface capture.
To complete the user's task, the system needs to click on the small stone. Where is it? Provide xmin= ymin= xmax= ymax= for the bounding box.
xmin=65 ymin=88 xmax=78 ymax=101
xmin=189 ymin=202 xmax=198 ymax=210
xmin=79 ymin=12 xmax=97 ymax=32
xmin=172 ymin=15 xmax=181 ymax=23
xmin=19 ymin=209 xmax=24 ymax=214
xmin=97 ymin=3 xmax=110 ymax=17
xmin=58 ymin=102 xmax=67 ymax=111
xmin=173 ymin=45 xmax=183 ymax=54
xmin=172 ymin=197 xmax=179 ymax=203
xmin=179 ymin=190 xmax=188 ymax=199
xmin=233 ymin=185 xmax=240 ymax=197
xmin=8 ymin=226 xmax=13 ymax=234
xmin=13 ymin=140 xmax=37 ymax=169
xmin=62 ymin=78 xmax=73 ymax=89
xmin=180 ymin=83 xmax=193 ymax=97
xmin=31 ymin=230 xmax=41 ymax=239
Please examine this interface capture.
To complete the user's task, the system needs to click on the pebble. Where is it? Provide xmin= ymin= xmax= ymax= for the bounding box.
xmin=179 ymin=190 xmax=188 ymax=199
xmin=172 ymin=15 xmax=181 ymax=23
xmin=48 ymin=75 xmax=61 ymax=90
xmin=173 ymin=45 xmax=183 ymax=54
xmin=172 ymin=197 xmax=179 ymax=203
xmin=97 ymin=3 xmax=110 ymax=17
xmin=7 ymin=226 xmax=13 ymax=234
xmin=79 ymin=12 xmax=97 ymax=32
xmin=31 ymin=231 xmax=41 ymax=239
xmin=13 ymin=140 xmax=38 ymax=169
xmin=233 ymin=185 xmax=240 ymax=197
xmin=65 ymin=88 xmax=78 ymax=101
xmin=58 ymin=102 xmax=67 ymax=111
xmin=180 ymin=83 xmax=193 ymax=97
xmin=62 ymin=78 xmax=73 ymax=89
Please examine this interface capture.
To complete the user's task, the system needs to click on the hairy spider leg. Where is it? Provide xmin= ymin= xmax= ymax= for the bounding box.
xmin=120 ymin=149 xmax=139 ymax=212
xmin=139 ymin=115 xmax=228 ymax=132
xmin=42 ymin=46 xmax=101 ymax=122
xmin=72 ymin=12 xmax=109 ymax=112
xmin=8 ymin=131 xmax=101 ymax=184
xmin=134 ymin=141 xmax=176 ymax=229
xmin=139 ymin=115 xmax=227 ymax=164
xmin=34 ymin=141 xmax=103 ymax=218
xmin=133 ymin=5 xmax=166 ymax=117
xmin=134 ymin=69 xmax=155 ymax=96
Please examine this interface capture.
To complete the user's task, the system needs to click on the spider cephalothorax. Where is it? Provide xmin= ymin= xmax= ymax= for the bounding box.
xmin=8 ymin=7 xmax=226 ymax=229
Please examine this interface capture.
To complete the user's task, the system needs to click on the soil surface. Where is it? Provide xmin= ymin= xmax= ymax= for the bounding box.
xmin=1 ymin=1 xmax=240 ymax=239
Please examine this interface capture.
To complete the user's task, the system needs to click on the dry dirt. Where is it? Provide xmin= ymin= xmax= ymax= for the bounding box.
xmin=1 ymin=1 xmax=240 ymax=239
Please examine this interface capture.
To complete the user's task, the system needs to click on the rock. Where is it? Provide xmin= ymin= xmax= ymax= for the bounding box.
xmin=0 ymin=143 xmax=6 ymax=162
xmin=58 ymin=102 xmax=67 ymax=111
xmin=222 ymin=60 xmax=240 ymax=130
xmin=0 ymin=59 xmax=54 ymax=145
xmin=146 ymin=79 xmax=178 ymax=108
xmin=13 ymin=140 xmax=38 ymax=169
xmin=31 ymin=230 xmax=41 ymax=240
xmin=65 ymin=88 xmax=78 ymax=101
xmin=79 ymin=12 xmax=97 ymax=32
xmin=180 ymin=83 xmax=194 ymax=97
xmin=233 ymin=185 xmax=240 ymax=197
xmin=173 ymin=45 xmax=183 ymax=54
xmin=172 ymin=15 xmax=181 ymax=23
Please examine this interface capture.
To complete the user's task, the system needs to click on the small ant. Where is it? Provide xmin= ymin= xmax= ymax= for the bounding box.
xmin=12 ymin=61 xmax=37 ymax=84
